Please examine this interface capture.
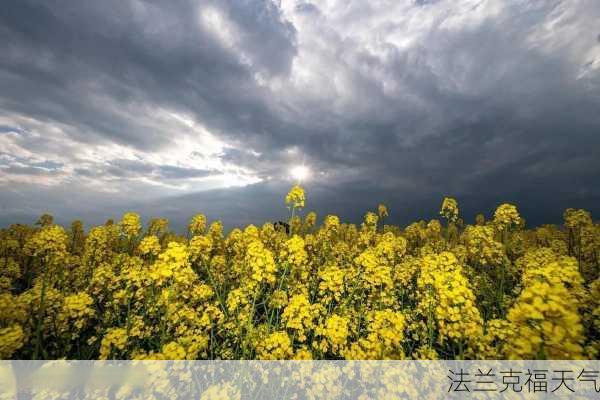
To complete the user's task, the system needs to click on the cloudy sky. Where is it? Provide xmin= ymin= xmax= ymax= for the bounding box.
xmin=1 ymin=0 xmax=599 ymax=231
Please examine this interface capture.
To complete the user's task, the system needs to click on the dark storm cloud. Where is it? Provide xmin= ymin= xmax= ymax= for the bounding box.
xmin=0 ymin=0 xmax=599 ymax=230
xmin=0 ymin=0 xmax=297 ymax=151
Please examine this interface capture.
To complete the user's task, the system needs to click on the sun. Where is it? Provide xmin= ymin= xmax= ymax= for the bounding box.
xmin=291 ymin=165 xmax=310 ymax=182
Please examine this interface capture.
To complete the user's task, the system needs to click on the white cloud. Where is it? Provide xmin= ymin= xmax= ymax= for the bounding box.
xmin=0 ymin=108 xmax=262 ymax=192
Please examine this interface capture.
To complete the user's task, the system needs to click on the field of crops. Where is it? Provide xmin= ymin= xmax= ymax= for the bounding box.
xmin=0 ymin=185 xmax=598 ymax=360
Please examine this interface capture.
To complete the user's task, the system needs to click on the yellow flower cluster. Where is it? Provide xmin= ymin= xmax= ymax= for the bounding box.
xmin=83 ymin=226 xmax=114 ymax=267
xmin=138 ymin=235 xmax=161 ymax=256
xmin=305 ymin=211 xmax=317 ymax=228
xmin=0 ymin=185 xmax=597 ymax=360
xmin=317 ymin=264 xmax=346 ymax=303
xmin=324 ymin=215 xmax=340 ymax=231
xmin=477 ymin=319 xmax=515 ymax=359
xmin=99 ymin=327 xmax=128 ymax=359
xmin=280 ymin=235 xmax=308 ymax=290
xmin=564 ymin=208 xmax=593 ymax=229
xmin=315 ymin=314 xmax=349 ymax=354
xmin=344 ymin=310 xmax=406 ymax=359
xmin=188 ymin=213 xmax=207 ymax=236
xmin=375 ymin=232 xmax=407 ymax=263
xmin=245 ymin=240 xmax=277 ymax=289
xmin=523 ymin=251 xmax=581 ymax=287
xmin=440 ymin=197 xmax=459 ymax=223
xmin=506 ymin=250 xmax=587 ymax=359
xmin=162 ymin=341 xmax=187 ymax=360
xmin=0 ymin=324 xmax=25 ymax=358
xmin=417 ymin=252 xmax=483 ymax=349
xmin=378 ymin=204 xmax=389 ymax=218
xmin=493 ymin=203 xmax=522 ymax=230
xmin=189 ymin=234 xmax=213 ymax=264
xmin=58 ymin=292 xmax=95 ymax=338
xmin=256 ymin=331 xmax=294 ymax=359
xmin=281 ymin=235 xmax=308 ymax=268
xmin=282 ymin=293 xmax=316 ymax=342
xmin=24 ymin=225 xmax=69 ymax=265
xmin=148 ymin=242 xmax=189 ymax=284
xmin=355 ymin=249 xmax=392 ymax=290
xmin=363 ymin=212 xmax=379 ymax=229
xmin=120 ymin=212 xmax=142 ymax=238
xmin=462 ymin=225 xmax=505 ymax=267
xmin=285 ymin=185 xmax=305 ymax=209
xmin=507 ymin=280 xmax=584 ymax=359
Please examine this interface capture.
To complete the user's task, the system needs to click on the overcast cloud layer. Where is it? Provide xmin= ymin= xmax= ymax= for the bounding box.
xmin=1 ymin=0 xmax=599 ymax=230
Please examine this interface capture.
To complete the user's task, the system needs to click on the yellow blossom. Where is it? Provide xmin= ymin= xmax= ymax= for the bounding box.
xmin=285 ymin=185 xmax=305 ymax=209
xmin=99 ymin=327 xmax=128 ymax=359
xmin=378 ymin=204 xmax=389 ymax=218
xmin=440 ymin=197 xmax=459 ymax=223
xmin=282 ymin=293 xmax=315 ymax=342
xmin=138 ymin=235 xmax=161 ymax=256
xmin=256 ymin=331 xmax=294 ymax=360
xmin=0 ymin=324 xmax=25 ymax=358
xmin=120 ymin=212 xmax=142 ymax=238
xmin=188 ymin=214 xmax=207 ymax=236
xmin=493 ymin=203 xmax=521 ymax=230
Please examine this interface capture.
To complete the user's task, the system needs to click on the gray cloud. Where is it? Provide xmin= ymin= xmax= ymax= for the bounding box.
xmin=157 ymin=165 xmax=214 ymax=180
xmin=0 ymin=0 xmax=599 ymax=230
